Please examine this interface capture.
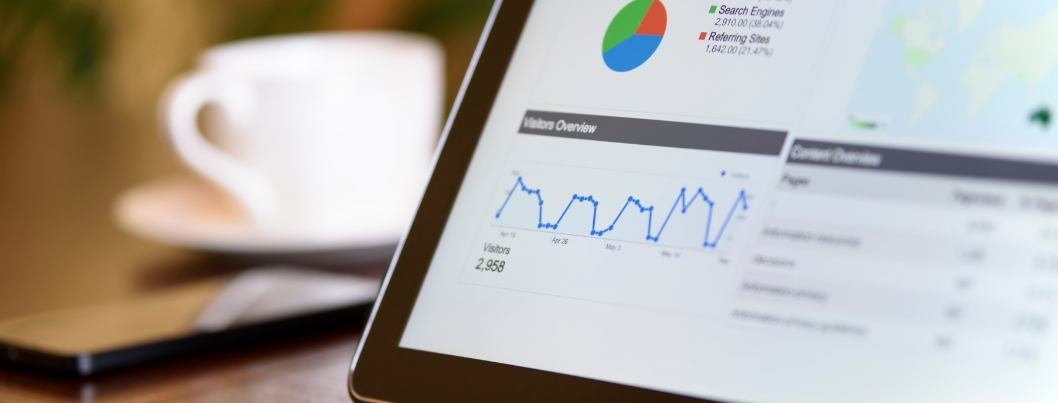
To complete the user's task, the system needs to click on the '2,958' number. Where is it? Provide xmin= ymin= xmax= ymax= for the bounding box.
xmin=475 ymin=258 xmax=506 ymax=273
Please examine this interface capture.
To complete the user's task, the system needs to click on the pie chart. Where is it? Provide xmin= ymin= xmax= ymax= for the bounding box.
xmin=602 ymin=0 xmax=667 ymax=72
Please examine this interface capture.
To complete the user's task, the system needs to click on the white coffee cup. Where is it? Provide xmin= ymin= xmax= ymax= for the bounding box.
xmin=161 ymin=32 xmax=442 ymax=240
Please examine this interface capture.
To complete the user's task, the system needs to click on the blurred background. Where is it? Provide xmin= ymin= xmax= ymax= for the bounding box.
xmin=0 ymin=0 xmax=490 ymax=319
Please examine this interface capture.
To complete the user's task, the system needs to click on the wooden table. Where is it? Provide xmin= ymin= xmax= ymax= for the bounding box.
xmin=0 ymin=248 xmax=376 ymax=403
xmin=0 ymin=224 xmax=375 ymax=403
xmin=0 ymin=98 xmax=378 ymax=402
xmin=0 ymin=329 xmax=360 ymax=402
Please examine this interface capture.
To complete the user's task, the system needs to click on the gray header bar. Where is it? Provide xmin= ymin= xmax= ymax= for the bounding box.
xmin=519 ymin=110 xmax=787 ymax=156
xmin=788 ymin=139 xmax=1058 ymax=185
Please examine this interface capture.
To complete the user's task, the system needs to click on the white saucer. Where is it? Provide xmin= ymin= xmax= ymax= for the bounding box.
xmin=114 ymin=176 xmax=404 ymax=255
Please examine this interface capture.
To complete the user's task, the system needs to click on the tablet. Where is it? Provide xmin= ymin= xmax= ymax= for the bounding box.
xmin=349 ymin=1 xmax=1058 ymax=401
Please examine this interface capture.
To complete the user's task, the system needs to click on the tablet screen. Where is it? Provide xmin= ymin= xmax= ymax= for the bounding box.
xmin=400 ymin=1 xmax=1058 ymax=401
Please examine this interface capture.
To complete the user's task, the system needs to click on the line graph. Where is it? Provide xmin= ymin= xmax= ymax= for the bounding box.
xmin=495 ymin=176 xmax=748 ymax=248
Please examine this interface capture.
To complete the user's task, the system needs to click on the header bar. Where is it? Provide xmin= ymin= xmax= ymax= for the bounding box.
xmin=519 ymin=110 xmax=787 ymax=156
xmin=788 ymin=139 xmax=1058 ymax=185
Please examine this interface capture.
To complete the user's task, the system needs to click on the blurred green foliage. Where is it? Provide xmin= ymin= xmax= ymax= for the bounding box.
xmin=0 ymin=0 xmax=107 ymax=95
xmin=223 ymin=0 xmax=492 ymax=41
xmin=0 ymin=0 xmax=492 ymax=98
xmin=224 ymin=0 xmax=339 ymax=41
xmin=403 ymin=0 xmax=494 ymax=35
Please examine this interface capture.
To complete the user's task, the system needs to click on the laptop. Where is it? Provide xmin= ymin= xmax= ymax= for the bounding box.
xmin=349 ymin=1 xmax=1058 ymax=402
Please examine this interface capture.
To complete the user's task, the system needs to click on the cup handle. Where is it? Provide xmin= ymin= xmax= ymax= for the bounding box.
xmin=160 ymin=72 xmax=279 ymax=228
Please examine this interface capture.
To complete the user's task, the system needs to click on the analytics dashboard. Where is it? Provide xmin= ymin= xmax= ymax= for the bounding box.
xmin=400 ymin=1 xmax=1058 ymax=402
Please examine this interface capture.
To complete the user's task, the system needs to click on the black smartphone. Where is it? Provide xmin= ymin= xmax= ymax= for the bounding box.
xmin=0 ymin=268 xmax=378 ymax=375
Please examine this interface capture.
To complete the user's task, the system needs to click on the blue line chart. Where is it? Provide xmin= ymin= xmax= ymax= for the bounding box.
xmin=494 ymin=176 xmax=749 ymax=248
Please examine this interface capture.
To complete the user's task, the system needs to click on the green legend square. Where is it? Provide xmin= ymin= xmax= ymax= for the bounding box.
xmin=710 ymin=5 xmax=718 ymax=13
